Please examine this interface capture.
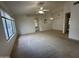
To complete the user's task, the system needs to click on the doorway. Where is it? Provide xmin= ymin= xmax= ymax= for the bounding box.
xmin=34 ymin=19 xmax=40 ymax=32
xmin=65 ymin=12 xmax=71 ymax=36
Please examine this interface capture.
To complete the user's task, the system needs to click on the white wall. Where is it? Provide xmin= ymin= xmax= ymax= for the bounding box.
xmin=15 ymin=15 xmax=35 ymax=35
xmin=69 ymin=2 xmax=79 ymax=40
xmin=52 ymin=6 xmax=64 ymax=32
xmin=38 ymin=15 xmax=53 ymax=31
xmin=0 ymin=2 xmax=17 ymax=57
xmin=64 ymin=2 xmax=72 ymax=13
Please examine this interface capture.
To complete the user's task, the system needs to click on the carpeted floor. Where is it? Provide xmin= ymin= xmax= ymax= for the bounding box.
xmin=11 ymin=30 xmax=79 ymax=58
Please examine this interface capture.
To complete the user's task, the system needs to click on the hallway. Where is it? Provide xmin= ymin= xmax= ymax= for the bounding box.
xmin=11 ymin=30 xmax=79 ymax=58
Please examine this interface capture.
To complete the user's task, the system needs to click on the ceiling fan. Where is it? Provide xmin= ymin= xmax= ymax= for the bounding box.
xmin=38 ymin=7 xmax=49 ymax=14
xmin=40 ymin=7 xmax=48 ymax=11
xmin=37 ymin=2 xmax=49 ymax=14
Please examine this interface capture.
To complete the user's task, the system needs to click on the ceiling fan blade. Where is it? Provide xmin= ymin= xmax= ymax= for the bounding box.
xmin=43 ymin=9 xmax=49 ymax=11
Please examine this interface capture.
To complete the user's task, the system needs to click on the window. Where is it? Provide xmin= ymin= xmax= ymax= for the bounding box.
xmin=0 ymin=9 xmax=16 ymax=40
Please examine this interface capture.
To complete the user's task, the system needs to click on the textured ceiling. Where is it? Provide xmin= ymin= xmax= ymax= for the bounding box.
xmin=3 ymin=1 xmax=66 ymax=15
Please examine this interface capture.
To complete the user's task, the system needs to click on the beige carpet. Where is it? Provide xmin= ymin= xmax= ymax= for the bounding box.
xmin=11 ymin=30 xmax=79 ymax=58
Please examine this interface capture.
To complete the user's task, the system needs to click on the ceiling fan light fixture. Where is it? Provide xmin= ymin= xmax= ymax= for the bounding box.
xmin=38 ymin=10 xmax=44 ymax=14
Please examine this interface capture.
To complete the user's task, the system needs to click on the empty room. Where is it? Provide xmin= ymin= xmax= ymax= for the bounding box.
xmin=0 ymin=1 xmax=79 ymax=58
